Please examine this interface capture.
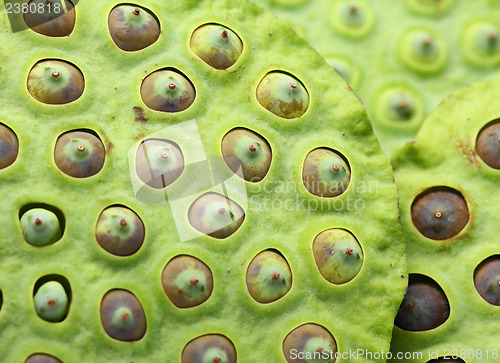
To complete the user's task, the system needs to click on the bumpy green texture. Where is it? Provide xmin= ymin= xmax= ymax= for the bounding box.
xmin=254 ymin=0 xmax=500 ymax=155
xmin=391 ymin=77 xmax=500 ymax=361
xmin=0 ymin=0 xmax=405 ymax=361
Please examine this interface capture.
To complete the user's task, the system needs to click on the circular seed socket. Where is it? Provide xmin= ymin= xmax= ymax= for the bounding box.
xmin=221 ymin=128 xmax=272 ymax=182
xmin=282 ymin=323 xmax=337 ymax=363
xmin=161 ymin=255 xmax=213 ymax=308
xmin=190 ymin=23 xmax=243 ymax=70
xmin=25 ymin=353 xmax=63 ymax=363
xmin=20 ymin=208 xmax=62 ymax=246
xmin=188 ymin=192 xmax=245 ymax=239
xmin=33 ymin=280 xmax=69 ymax=322
xmin=406 ymin=0 xmax=454 ymax=15
xmin=23 ymin=0 xmax=75 ymax=37
xmin=474 ymin=255 xmax=500 ymax=306
xmin=411 ymin=187 xmax=469 ymax=240
xmin=476 ymin=121 xmax=500 ymax=169
xmin=140 ymin=69 xmax=196 ymax=112
xmin=182 ymin=334 xmax=237 ymax=363
xmin=398 ymin=29 xmax=447 ymax=74
xmin=326 ymin=57 xmax=360 ymax=88
xmin=135 ymin=138 xmax=184 ymax=189
xmin=108 ymin=4 xmax=160 ymax=51
xmin=100 ymin=289 xmax=147 ymax=342
xmin=427 ymin=358 xmax=465 ymax=363
xmin=256 ymin=71 xmax=309 ymax=119
xmin=246 ymin=249 xmax=292 ymax=303
xmin=27 ymin=59 xmax=84 ymax=104
xmin=375 ymin=87 xmax=423 ymax=126
xmin=464 ymin=22 xmax=500 ymax=66
xmin=313 ymin=229 xmax=363 ymax=284
xmin=0 ymin=123 xmax=19 ymax=169
xmin=395 ymin=274 xmax=450 ymax=331
xmin=329 ymin=1 xmax=374 ymax=38
xmin=95 ymin=206 xmax=145 ymax=256
xmin=302 ymin=148 xmax=351 ymax=198
xmin=54 ymin=130 xmax=105 ymax=178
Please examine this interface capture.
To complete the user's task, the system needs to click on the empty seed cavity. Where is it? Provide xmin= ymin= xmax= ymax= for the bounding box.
xmin=282 ymin=323 xmax=337 ymax=363
xmin=25 ymin=353 xmax=63 ymax=363
xmin=19 ymin=204 xmax=64 ymax=247
xmin=330 ymin=1 xmax=374 ymax=38
xmin=464 ymin=22 xmax=500 ymax=66
xmin=33 ymin=275 xmax=71 ymax=322
xmin=476 ymin=121 xmax=500 ymax=169
xmin=24 ymin=0 xmax=75 ymax=37
xmin=398 ymin=29 xmax=447 ymax=74
xmin=474 ymin=255 xmax=500 ymax=306
xmin=0 ymin=123 xmax=19 ymax=170
xmin=181 ymin=334 xmax=236 ymax=363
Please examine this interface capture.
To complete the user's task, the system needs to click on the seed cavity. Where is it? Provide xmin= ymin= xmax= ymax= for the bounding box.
xmin=20 ymin=206 xmax=63 ymax=247
xmin=25 ymin=353 xmax=63 ymax=363
xmin=33 ymin=276 xmax=71 ymax=323
xmin=463 ymin=22 xmax=500 ymax=65
xmin=181 ymin=334 xmax=236 ymax=363
xmin=474 ymin=255 xmax=500 ymax=306
xmin=398 ymin=29 xmax=447 ymax=74
xmin=406 ymin=0 xmax=455 ymax=15
xmin=426 ymin=358 xmax=465 ymax=363
xmin=0 ymin=123 xmax=19 ymax=170
xmin=476 ymin=121 xmax=500 ymax=169
xmin=23 ymin=0 xmax=75 ymax=37
xmin=282 ymin=323 xmax=337 ymax=363
xmin=329 ymin=1 xmax=374 ymax=38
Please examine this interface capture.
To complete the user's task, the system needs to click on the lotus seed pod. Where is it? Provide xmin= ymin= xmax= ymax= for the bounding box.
xmin=221 ymin=128 xmax=272 ymax=182
xmin=188 ymin=192 xmax=245 ymax=239
xmin=190 ymin=24 xmax=243 ymax=70
xmin=282 ymin=323 xmax=337 ymax=363
xmin=398 ymin=29 xmax=447 ymax=74
xmin=246 ymin=250 xmax=292 ymax=303
xmin=25 ymin=353 xmax=63 ymax=363
xmin=161 ymin=255 xmax=213 ymax=308
xmin=181 ymin=334 xmax=236 ymax=363
xmin=108 ymin=5 xmax=160 ymax=51
xmin=140 ymin=69 xmax=196 ymax=112
xmin=54 ymin=131 xmax=105 ymax=178
xmin=20 ymin=208 xmax=62 ymax=246
xmin=474 ymin=255 xmax=500 ymax=306
xmin=464 ymin=22 xmax=500 ymax=66
xmin=256 ymin=72 xmax=309 ymax=119
xmin=135 ymin=138 xmax=184 ymax=189
xmin=476 ymin=121 xmax=500 ymax=169
xmin=302 ymin=148 xmax=350 ymax=198
xmin=312 ymin=229 xmax=363 ymax=285
xmin=0 ymin=123 xmax=19 ymax=169
xmin=23 ymin=0 xmax=75 ymax=37
xmin=411 ymin=188 xmax=469 ymax=240
xmin=33 ymin=281 xmax=69 ymax=322
xmin=100 ymin=289 xmax=146 ymax=342
xmin=27 ymin=60 xmax=84 ymax=105
xmin=427 ymin=358 xmax=465 ymax=363
xmin=95 ymin=206 xmax=145 ymax=256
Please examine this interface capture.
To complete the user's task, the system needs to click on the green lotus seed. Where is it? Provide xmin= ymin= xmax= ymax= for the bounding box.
xmin=302 ymin=148 xmax=351 ymax=198
xmin=395 ymin=274 xmax=450 ymax=331
xmin=463 ymin=22 xmax=500 ymax=66
xmin=398 ymin=29 xmax=447 ymax=74
xmin=427 ymin=358 xmax=465 ymax=363
xmin=20 ymin=208 xmax=62 ymax=246
xmin=161 ymin=255 xmax=213 ymax=308
xmin=25 ymin=353 xmax=63 ymax=363
xmin=54 ymin=130 xmax=105 ymax=178
xmin=33 ymin=281 xmax=69 ymax=322
xmin=282 ymin=323 xmax=337 ymax=363
xmin=246 ymin=249 xmax=292 ymax=303
xmin=188 ymin=192 xmax=245 ymax=239
xmin=406 ymin=0 xmax=454 ymax=15
xmin=190 ymin=24 xmax=243 ymax=70
xmin=100 ymin=289 xmax=147 ymax=342
xmin=411 ymin=187 xmax=469 ymax=240
xmin=140 ymin=69 xmax=196 ymax=112
xmin=181 ymin=334 xmax=236 ymax=363
xmin=221 ymin=128 xmax=272 ymax=182
xmin=256 ymin=71 xmax=309 ymax=119
xmin=313 ymin=229 xmax=363 ymax=285
xmin=330 ymin=1 xmax=374 ymax=38
xmin=476 ymin=121 xmax=500 ymax=169
xmin=135 ymin=138 xmax=184 ymax=189
xmin=23 ymin=0 xmax=75 ymax=37
xmin=0 ymin=123 xmax=19 ymax=170
xmin=474 ymin=255 xmax=500 ymax=306
xmin=27 ymin=60 xmax=84 ymax=105
xmin=376 ymin=87 xmax=422 ymax=125
xmin=108 ymin=4 xmax=160 ymax=51
xmin=95 ymin=206 xmax=145 ymax=256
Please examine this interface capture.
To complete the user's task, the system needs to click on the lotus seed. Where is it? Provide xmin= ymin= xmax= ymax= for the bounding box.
xmin=0 ymin=124 xmax=19 ymax=169
xmin=23 ymin=0 xmax=75 ymax=37
xmin=427 ymin=358 xmax=465 ymax=363
xmin=181 ymin=334 xmax=236 ymax=363
xmin=25 ymin=353 xmax=63 ymax=363
xmin=20 ymin=208 xmax=62 ymax=246
xmin=476 ymin=121 xmax=500 ymax=169
xmin=398 ymin=29 xmax=447 ymax=73
xmin=33 ymin=281 xmax=69 ymax=322
xmin=474 ymin=255 xmax=500 ymax=306
xmin=282 ymin=323 xmax=337 ymax=363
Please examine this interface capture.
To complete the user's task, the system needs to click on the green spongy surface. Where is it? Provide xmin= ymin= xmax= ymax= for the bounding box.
xmin=391 ymin=77 xmax=500 ymax=362
xmin=254 ymin=0 xmax=500 ymax=156
xmin=0 ymin=0 xmax=406 ymax=361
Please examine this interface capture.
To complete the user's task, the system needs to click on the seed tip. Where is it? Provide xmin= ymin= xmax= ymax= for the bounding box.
xmin=161 ymin=152 xmax=169 ymax=158
xmin=218 ymin=208 xmax=226 ymax=215
xmin=77 ymin=145 xmax=85 ymax=152
xmin=290 ymin=82 xmax=297 ymax=88
xmin=271 ymin=272 xmax=280 ymax=280
xmin=190 ymin=279 xmax=199 ymax=285
xmin=133 ymin=8 xmax=140 ymax=15
xmin=52 ymin=71 xmax=59 ymax=78
xmin=47 ymin=298 xmax=55 ymax=306
xmin=434 ymin=211 xmax=442 ymax=218
xmin=221 ymin=30 xmax=228 ymax=38
xmin=122 ymin=312 xmax=129 ymax=321
xmin=249 ymin=144 xmax=257 ymax=152
xmin=120 ymin=218 xmax=127 ymax=227
xmin=35 ymin=218 xmax=42 ymax=226
xmin=333 ymin=164 xmax=339 ymax=171
xmin=346 ymin=248 xmax=353 ymax=255
xmin=168 ymin=83 xmax=176 ymax=89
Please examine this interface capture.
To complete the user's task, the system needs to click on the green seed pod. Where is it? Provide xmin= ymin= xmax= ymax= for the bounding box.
xmin=395 ymin=274 xmax=449 ymax=331
xmin=188 ymin=192 xmax=245 ymax=239
xmin=411 ymin=187 xmax=469 ymax=240
xmin=20 ymin=208 xmax=62 ymax=246
xmin=464 ymin=22 xmax=500 ymax=66
xmin=312 ymin=229 xmax=363 ymax=285
xmin=25 ymin=353 xmax=63 ymax=363
xmin=140 ymin=69 xmax=196 ymax=112
xmin=27 ymin=60 xmax=84 ymax=105
xmin=108 ymin=5 xmax=160 ymax=51
xmin=282 ymin=323 xmax=337 ymax=363
xmin=100 ymin=289 xmax=147 ymax=342
xmin=95 ymin=206 xmax=145 ymax=256
xmin=476 ymin=121 xmax=500 ymax=169
xmin=398 ymin=29 xmax=447 ymax=74
xmin=135 ymin=138 xmax=184 ymax=189
xmin=161 ymin=255 xmax=213 ymax=308
xmin=302 ymin=148 xmax=351 ymax=198
xmin=221 ymin=128 xmax=272 ymax=182
xmin=246 ymin=250 xmax=292 ymax=303
xmin=54 ymin=130 xmax=105 ymax=178
xmin=23 ymin=0 xmax=75 ymax=37
xmin=0 ymin=123 xmax=19 ymax=169
xmin=427 ymin=358 xmax=465 ymax=363
xmin=256 ymin=72 xmax=309 ymax=119
xmin=181 ymin=334 xmax=237 ymax=363
xmin=190 ymin=24 xmax=243 ymax=70
xmin=33 ymin=281 xmax=69 ymax=322
xmin=474 ymin=255 xmax=500 ymax=306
